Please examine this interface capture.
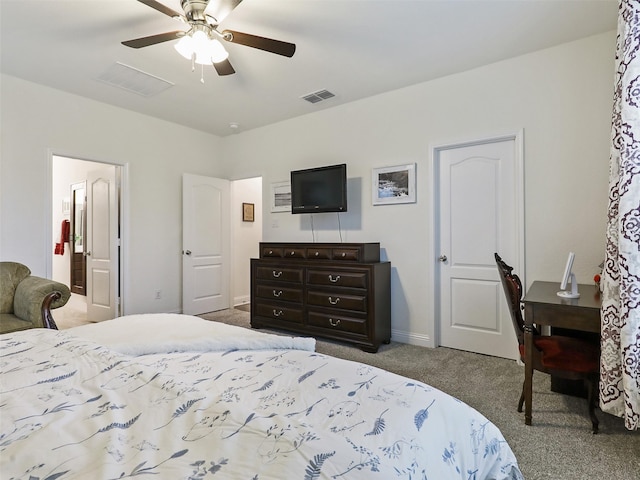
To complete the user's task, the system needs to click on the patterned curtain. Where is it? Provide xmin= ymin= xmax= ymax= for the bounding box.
xmin=600 ymin=0 xmax=640 ymax=431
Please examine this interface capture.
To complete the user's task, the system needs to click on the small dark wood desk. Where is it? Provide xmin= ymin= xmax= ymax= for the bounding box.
xmin=522 ymin=281 xmax=601 ymax=426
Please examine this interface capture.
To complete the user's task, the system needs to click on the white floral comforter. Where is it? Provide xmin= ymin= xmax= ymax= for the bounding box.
xmin=0 ymin=319 xmax=523 ymax=480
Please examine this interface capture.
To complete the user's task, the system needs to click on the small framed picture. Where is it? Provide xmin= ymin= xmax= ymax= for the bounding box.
xmin=242 ymin=202 xmax=255 ymax=222
xmin=270 ymin=181 xmax=291 ymax=212
xmin=372 ymin=163 xmax=416 ymax=205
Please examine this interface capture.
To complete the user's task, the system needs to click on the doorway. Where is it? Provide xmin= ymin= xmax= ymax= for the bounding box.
xmin=231 ymin=176 xmax=262 ymax=308
xmin=432 ymin=132 xmax=524 ymax=360
xmin=51 ymin=155 xmax=123 ymax=326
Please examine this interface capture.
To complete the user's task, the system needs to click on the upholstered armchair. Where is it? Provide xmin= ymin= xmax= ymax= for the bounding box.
xmin=0 ymin=262 xmax=71 ymax=334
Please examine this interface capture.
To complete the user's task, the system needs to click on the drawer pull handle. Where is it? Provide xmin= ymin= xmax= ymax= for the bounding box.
xmin=268 ymin=250 xmax=273 ymax=254
xmin=315 ymin=252 xmax=319 ymax=256
xmin=272 ymin=270 xmax=283 ymax=278
xmin=328 ymin=274 xmax=341 ymax=283
xmin=273 ymin=309 xmax=284 ymax=317
xmin=328 ymin=297 xmax=340 ymax=305
xmin=329 ymin=318 xmax=341 ymax=327
xmin=290 ymin=251 xmax=296 ymax=256
xmin=341 ymin=252 xmax=346 ymax=257
xmin=273 ymin=290 xmax=283 ymax=297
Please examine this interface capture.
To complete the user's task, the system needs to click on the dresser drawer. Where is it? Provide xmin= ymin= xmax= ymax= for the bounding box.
xmin=256 ymin=285 xmax=303 ymax=303
xmin=332 ymin=248 xmax=361 ymax=261
xmin=261 ymin=246 xmax=283 ymax=258
xmin=307 ymin=269 xmax=368 ymax=289
xmin=255 ymin=266 xmax=303 ymax=283
xmin=255 ymin=302 xmax=304 ymax=323
xmin=306 ymin=247 xmax=332 ymax=260
xmin=308 ymin=311 xmax=367 ymax=335
xmin=282 ymin=247 xmax=306 ymax=259
xmin=307 ymin=290 xmax=367 ymax=312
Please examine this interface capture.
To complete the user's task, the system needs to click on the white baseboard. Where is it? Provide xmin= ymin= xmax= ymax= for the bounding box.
xmin=390 ymin=329 xmax=435 ymax=348
xmin=234 ymin=295 xmax=250 ymax=307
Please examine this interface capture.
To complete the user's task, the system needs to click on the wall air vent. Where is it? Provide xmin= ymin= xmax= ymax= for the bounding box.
xmin=301 ymin=89 xmax=336 ymax=104
xmin=96 ymin=62 xmax=174 ymax=97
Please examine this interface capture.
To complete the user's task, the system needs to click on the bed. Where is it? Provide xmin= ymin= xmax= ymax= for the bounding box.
xmin=1 ymin=314 xmax=523 ymax=479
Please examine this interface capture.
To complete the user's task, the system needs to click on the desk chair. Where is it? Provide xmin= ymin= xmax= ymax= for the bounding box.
xmin=494 ymin=253 xmax=600 ymax=433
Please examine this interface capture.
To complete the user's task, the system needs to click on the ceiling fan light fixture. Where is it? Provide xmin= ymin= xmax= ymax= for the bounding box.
xmin=174 ymin=35 xmax=194 ymax=60
xmin=176 ymin=31 xmax=228 ymax=66
xmin=194 ymin=38 xmax=228 ymax=65
xmin=191 ymin=30 xmax=211 ymax=64
xmin=208 ymin=39 xmax=229 ymax=64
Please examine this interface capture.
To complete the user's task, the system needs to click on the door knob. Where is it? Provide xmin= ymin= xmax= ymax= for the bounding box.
xmin=184 ymin=250 xmax=192 ymax=256
xmin=439 ymin=255 xmax=447 ymax=262
xmin=84 ymin=251 xmax=91 ymax=257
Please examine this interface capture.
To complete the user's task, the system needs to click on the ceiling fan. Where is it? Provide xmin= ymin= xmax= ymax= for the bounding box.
xmin=122 ymin=0 xmax=296 ymax=76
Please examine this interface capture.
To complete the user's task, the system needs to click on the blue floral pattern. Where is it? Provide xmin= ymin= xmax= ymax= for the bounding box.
xmin=0 ymin=329 xmax=523 ymax=479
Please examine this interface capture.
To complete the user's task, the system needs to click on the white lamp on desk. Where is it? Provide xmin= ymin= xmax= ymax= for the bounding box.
xmin=557 ymin=251 xmax=580 ymax=299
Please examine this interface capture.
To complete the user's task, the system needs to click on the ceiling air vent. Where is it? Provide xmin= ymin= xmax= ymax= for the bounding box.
xmin=96 ymin=62 xmax=174 ymax=97
xmin=301 ymin=89 xmax=335 ymax=104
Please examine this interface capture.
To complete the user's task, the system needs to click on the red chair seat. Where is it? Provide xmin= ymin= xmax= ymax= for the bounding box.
xmin=519 ymin=335 xmax=599 ymax=373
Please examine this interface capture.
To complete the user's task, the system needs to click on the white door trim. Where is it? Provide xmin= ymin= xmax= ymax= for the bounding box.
xmin=47 ymin=151 xmax=128 ymax=316
xmin=427 ymin=130 xmax=525 ymax=347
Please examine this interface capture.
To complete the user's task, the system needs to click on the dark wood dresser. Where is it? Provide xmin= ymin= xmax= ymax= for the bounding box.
xmin=250 ymin=242 xmax=391 ymax=352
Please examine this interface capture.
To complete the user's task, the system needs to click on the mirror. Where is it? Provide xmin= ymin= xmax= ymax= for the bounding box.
xmin=70 ymin=182 xmax=86 ymax=295
xmin=73 ymin=186 xmax=85 ymax=253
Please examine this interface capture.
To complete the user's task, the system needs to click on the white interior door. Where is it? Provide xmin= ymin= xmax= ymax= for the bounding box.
xmin=436 ymin=136 xmax=523 ymax=360
xmin=183 ymin=174 xmax=230 ymax=315
xmin=86 ymin=165 xmax=118 ymax=322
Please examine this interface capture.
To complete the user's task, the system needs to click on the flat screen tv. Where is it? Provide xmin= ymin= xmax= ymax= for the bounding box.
xmin=290 ymin=164 xmax=347 ymax=214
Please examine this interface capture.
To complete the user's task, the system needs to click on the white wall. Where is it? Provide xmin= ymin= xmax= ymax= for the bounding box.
xmin=231 ymin=177 xmax=262 ymax=306
xmin=1 ymin=31 xmax=616 ymax=345
xmin=0 ymin=74 xmax=223 ymax=315
xmin=221 ymin=31 xmax=616 ymax=346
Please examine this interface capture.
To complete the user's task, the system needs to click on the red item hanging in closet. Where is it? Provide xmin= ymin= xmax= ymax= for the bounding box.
xmin=54 ymin=219 xmax=70 ymax=255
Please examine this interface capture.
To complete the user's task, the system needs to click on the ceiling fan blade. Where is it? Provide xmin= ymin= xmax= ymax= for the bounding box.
xmin=122 ymin=31 xmax=183 ymax=48
xmin=214 ymin=59 xmax=236 ymax=76
xmin=222 ymin=30 xmax=296 ymax=58
xmin=207 ymin=0 xmax=243 ymax=24
xmin=136 ymin=0 xmax=183 ymax=18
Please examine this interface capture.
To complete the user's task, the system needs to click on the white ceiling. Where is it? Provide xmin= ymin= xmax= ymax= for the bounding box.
xmin=0 ymin=0 xmax=617 ymax=137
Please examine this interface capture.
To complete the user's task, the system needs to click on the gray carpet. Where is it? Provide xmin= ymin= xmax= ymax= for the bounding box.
xmin=201 ymin=307 xmax=640 ymax=480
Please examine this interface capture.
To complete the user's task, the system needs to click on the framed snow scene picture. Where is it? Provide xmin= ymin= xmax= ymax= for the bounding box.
xmin=372 ymin=163 xmax=416 ymax=205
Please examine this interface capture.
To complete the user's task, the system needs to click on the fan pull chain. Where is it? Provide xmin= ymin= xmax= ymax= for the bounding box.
xmin=187 ymin=53 xmax=206 ymax=84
